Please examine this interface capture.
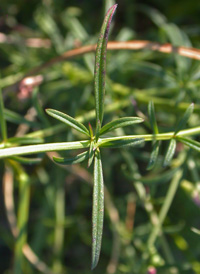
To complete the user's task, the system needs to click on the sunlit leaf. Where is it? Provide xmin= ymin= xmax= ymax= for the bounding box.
xmin=163 ymin=138 xmax=176 ymax=167
xmin=53 ymin=151 xmax=89 ymax=165
xmin=99 ymin=117 xmax=144 ymax=135
xmin=46 ymin=108 xmax=90 ymax=137
xmin=94 ymin=4 xmax=117 ymax=134
xmin=92 ymin=149 xmax=104 ymax=270
xmin=8 ymin=136 xmax=43 ymax=145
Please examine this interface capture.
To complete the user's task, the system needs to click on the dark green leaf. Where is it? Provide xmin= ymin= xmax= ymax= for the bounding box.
xmin=99 ymin=138 xmax=144 ymax=148
xmin=174 ymin=103 xmax=194 ymax=135
xmin=92 ymin=149 xmax=104 ymax=270
xmin=99 ymin=117 xmax=144 ymax=136
xmin=53 ymin=151 xmax=89 ymax=165
xmin=148 ymin=101 xmax=159 ymax=134
xmin=147 ymin=141 xmax=160 ymax=170
xmin=0 ymin=85 xmax=7 ymax=140
xmin=46 ymin=108 xmax=90 ymax=137
xmin=94 ymin=4 xmax=117 ymax=134
xmin=9 ymin=156 xmax=42 ymax=165
xmin=176 ymin=136 xmax=200 ymax=152
xmin=163 ymin=139 xmax=176 ymax=167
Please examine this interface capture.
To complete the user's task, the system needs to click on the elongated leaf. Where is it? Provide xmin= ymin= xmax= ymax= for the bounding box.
xmin=99 ymin=117 xmax=144 ymax=136
xmin=46 ymin=108 xmax=90 ymax=137
xmin=8 ymin=136 xmax=43 ymax=145
xmin=176 ymin=136 xmax=200 ymax=152
xmin=0 ymin=85 xmax=7 ymax=140
xmin=94 ymin=4 xmax=117 ymax=133
xmin=163 ymin=139 xmax=176 ymax=167
xmin=174 ymin=103 xmax=194 ymax=135
xmin=88 ymin=142 xmax=95 ymax=167
xmin=92 ymin=149 xmax=104 ymax=270
xmin=147 ymin=141 xmax=160 ymax=170
xmin=148 ymin=101 xmax=158 ymax=134
xmin=53 ymin=150 xmax=89 ymax=165
xmin=9 ymin=156 xmax=42 ymax=164
xmin=99 ymin=138 xmax=144 ymax=148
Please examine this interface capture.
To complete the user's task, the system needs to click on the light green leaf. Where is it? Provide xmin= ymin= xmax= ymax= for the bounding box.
xmin=147 ymin=141 xmax=160 ymax=170
xmin=94 ymin=4 xmax=117 ymax=134
xmin=176 ymin=136 xmax=200 ymax=152
xmin=99 ymin=117 xmax=144 ymax=136
xmin=53 ymin=151 xmax=89 ymax=165
xmin=92 ymin=149 xmax=104 ymax=270
xmin=99 ymin=138 xmax=144 ymax=148
xmin=174 ymin=103 xmax=194 ymax=135
xmin=46 ymin=108 xmax=90 ymax=137
xmin=163 ymin=139 xmax=176 ymax=167
xmin=8 ymin=136 xmax=43 ymax=145
xmin=148 ymin=101 xmax=159 ymax=134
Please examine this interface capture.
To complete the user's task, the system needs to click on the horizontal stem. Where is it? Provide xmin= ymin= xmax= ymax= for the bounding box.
xmin=0 ymin=140 xmax=90 ymax=159
xmin=97 ymin=126 xmax=200 ymax=146
xmin=1 ymin=126 xmax=200 ymax=159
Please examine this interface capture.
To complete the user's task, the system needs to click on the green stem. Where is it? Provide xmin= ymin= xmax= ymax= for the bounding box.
xmin=147 ymin=169 xmax=183 ymax=249
xmin=0 ymin=140 xmax=90 ymax=159
xmin=14 ymin=164 xmax=30 ymax=274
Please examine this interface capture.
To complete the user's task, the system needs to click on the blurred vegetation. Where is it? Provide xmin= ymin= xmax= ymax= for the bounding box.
xmin=0 ymin=0 xmax=200 ymax=273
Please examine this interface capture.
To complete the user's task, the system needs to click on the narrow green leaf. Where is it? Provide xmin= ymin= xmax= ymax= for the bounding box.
xmin=88 ymin=142 xmax=95 ymax=167
xmin=99 ymin=138 xmax=144 ymax=148
xmin=147 ymin=141 xmax=160 ymax=170
xmin=46 ymin=108 xmax=90 ymax=137
xmin=163 ymin=139 xmax=176 ymax=167
xmin=0 ymin=85 xmax=7 ymax=140
xmin=99 ymin=117 xmax=144 ymax=136
xmin=4 ymin=109 xmax=39 ymax=127
xmin=148 ymin=101 xmax=159 ymax=134
xmin=53 ymin=150 xmax=89 ymax=165
xmin=9 ymin=156 xmax=42 ymax=165
xmin=94 ymin=4 xmax=117 ymax=133
xmin=176 ymin=136 xmax=200 ymax=152
xmin=174 ymin=103 xmax=194 ymax=135
xmin=92 ymin=149 xmax=104 ymax=270
xmin=191 ymin=227 xmax=200 ymax=235
xmin=7 ymin=136 xmax=43 ymax=145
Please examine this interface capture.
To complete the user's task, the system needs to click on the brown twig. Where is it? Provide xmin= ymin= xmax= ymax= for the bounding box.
xmin=27 ymin=40 xmax=200 ymax=76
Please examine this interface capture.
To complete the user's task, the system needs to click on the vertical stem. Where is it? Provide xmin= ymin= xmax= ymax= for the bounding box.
xmin=53 ymin=175 xmax=65 ymax=273
xmin=147 ymin=169 xmax=183 ymax=249
xmin=0 ymin=85 xmax=7 ymax=140
xmin=14 ymin=164 xmax=30 ymax=274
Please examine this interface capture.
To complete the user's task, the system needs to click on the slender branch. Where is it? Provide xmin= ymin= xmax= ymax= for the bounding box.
xmin=1 ymin=126 xmax=200 ymax=159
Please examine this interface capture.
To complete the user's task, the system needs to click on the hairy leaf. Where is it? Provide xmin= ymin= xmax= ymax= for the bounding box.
xmin=94 ymin=4 xmax=117 ymax=133
xmin=46 ymin=108 xmax=90 ymax=137
xmin=92 ymin=149 xmax=104 ymax=270
xmin=88 ymin=142 xmax=95 ymax=167
xmin=99 ymin=117 xmax=144 ymax=135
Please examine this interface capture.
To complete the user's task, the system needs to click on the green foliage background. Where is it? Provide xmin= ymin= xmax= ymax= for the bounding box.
xmin=0 ymin=0 xmax=200 ymax=273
